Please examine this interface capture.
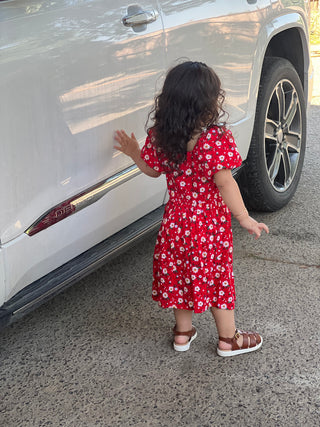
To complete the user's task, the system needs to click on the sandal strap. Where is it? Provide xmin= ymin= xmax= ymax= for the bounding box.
xmin=219 ymin=329 xmax=262 ymax=350
xmin=173 ymin=325 xmax=196 ymax=337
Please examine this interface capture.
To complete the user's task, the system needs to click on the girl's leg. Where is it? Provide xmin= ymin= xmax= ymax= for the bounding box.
xmin=210 ymin=307 xmax=243 ymax=350
xmin=173 ymin=309 xmax=193 ymax=345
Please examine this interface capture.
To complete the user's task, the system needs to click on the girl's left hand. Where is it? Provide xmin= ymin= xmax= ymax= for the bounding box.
xmin=114 ymin=130 xmax=140 ymax=159
xmin=239 ymin=215 xmax=269 ymax=239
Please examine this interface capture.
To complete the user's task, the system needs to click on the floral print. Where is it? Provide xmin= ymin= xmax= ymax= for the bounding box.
xmin=141 ymin=126 xmax=242 ymax=313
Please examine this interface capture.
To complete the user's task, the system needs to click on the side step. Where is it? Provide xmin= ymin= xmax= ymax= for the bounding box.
xmin=0 ymin=206 xmax=164 ymax=328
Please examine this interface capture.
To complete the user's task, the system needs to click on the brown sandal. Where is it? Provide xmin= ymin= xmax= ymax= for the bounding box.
xmin=173 ymin=325 xmax=197 ymax=352
xmin=217 ymin=329 xmax=263 ymax=357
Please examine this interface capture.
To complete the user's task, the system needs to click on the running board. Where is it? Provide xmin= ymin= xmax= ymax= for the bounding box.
xmin=0 ymin=206 xmax=164 ymax=328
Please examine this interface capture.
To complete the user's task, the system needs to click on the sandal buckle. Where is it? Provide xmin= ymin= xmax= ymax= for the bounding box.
xmin=234 ymin=330 xmax=241 ymax=340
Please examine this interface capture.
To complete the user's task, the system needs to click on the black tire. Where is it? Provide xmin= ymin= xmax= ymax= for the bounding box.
xmin=240 ymin=57 xmax=306 ymax=212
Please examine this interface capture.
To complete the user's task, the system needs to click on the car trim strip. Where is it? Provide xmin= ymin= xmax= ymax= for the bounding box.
xmin=25 ymin=165 xmax=141 ymax=236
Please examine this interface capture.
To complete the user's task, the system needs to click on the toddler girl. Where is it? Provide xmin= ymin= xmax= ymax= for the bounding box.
xmin=114 ymin=61 xmax=269 ymax=357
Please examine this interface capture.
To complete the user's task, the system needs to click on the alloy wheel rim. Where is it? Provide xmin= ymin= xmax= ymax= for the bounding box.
xmin=264 ymin=79 xmax=302 ymax=192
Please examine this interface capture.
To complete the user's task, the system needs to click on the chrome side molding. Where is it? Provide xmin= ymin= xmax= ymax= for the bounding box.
xmin=25 ymin=165 xmax=141 ymax=236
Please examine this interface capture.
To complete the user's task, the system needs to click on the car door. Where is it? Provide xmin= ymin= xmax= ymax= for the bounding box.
xmin=159 ymin=0 xmax=272 ymax=159
xmin=0 ymin=0 xmax=166 ymax=301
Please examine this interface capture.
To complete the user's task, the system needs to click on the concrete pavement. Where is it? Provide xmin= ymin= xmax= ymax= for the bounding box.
xmin=0 ymin=74 xmax=319 ymax=426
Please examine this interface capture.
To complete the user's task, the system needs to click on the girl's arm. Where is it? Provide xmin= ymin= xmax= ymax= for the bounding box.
xmin=214 ymin=168 xmax=269 ymax=239
xmin=114 ymin=130 xmax=161 ymax=178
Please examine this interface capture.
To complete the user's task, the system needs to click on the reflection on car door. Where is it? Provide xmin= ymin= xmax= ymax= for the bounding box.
xmin=0 ymin=0 xmax=166 ymax=300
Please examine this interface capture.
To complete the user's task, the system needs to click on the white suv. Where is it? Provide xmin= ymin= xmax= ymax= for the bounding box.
xmin=0 ymin=0 xmax=312 ymax=326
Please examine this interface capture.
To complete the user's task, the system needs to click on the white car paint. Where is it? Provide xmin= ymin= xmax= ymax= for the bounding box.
xmin=0 ymin=0 xmax=311 ymax=309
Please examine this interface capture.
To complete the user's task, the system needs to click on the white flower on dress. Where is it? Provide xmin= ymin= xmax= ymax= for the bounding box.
xmin=185 ymin=278 xmax=190 ymax=284
xmin=163 ymin=292 xmax=168 ymax=298
xmin=198 ymin=301 xmax=203 ymax=307
xmin=223 ymin=281 xmax=229 ymax=287
xmin=152 ymin=290 xmax=157 ymax=296
xmin=221 ymin=304 xmax=227 ymax=309
xmin=216 ymin=140 xmax=222 ymax=146
xmin=206 ymin=154 xmax=212 ymax=160
xmin=163 ymin=268 xmax=167 ymax=274
xmin=228 ymin=297 xmax=233 ymax=303
xmin=194 ymin=256 xmax=199 ymax=262
xmin=195 ymin=286 xmax=200 ymax=292
xmin=223 ymin=241 xmax=229 ymax=248
xmin=186 ymin=169 xmax=192 ymax=175
xmin=217 ymin=164 xmax=223 ymax=170
xmin=179 ymin=290 xmax=183 ymax=296
xmin=161 ymin=254 xmax=166 ymax=259
xmin=177 ymin=260 xmax=182 ymax=265
xmin=219 ymin=290 xmax=225 ymax=296
xmin=191 ymin=275 xmax=196 ymax=280
xmin=204 ymin=143 xmax=210 ymax=149
xmin=192 ymin=267 xmax=199 ymax=273
xmin=220 ymin=227 xmax=225 ymax=232
xmin=178 ymin=298 xmax=183 ymax=304
xmin=221 ymin=216 xmax=226 ymax=222
xmin=219 ymin=155 xmax=225 ymax=161
xmin=201 ymin=236 xmax=206 ymax=242
xmin=180 ymin=181 xmax=186 ymax=187
xmin=169 ymin=286 xmax=174 ymax=292
xmin=202 ymin=252 xmax=207 ymax=258
xmin=189 ymin=301 xmax=194 ymax=308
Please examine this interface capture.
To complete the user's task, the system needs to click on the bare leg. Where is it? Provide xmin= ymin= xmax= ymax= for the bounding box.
xmin=211 ymin=307 xmax=243 ymax=350
xmin=173 ymin=309 xmax=193 ymax=345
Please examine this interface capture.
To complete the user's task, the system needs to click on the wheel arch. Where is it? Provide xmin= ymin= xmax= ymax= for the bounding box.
xmin=242 ymin=13 xmax=310 ymax=162
xmin=264 ymin=26 xmax=310 ymax=102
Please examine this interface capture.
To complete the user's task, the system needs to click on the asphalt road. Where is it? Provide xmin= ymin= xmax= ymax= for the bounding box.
xmin=1 ymin=80 xmax=320 ymax=426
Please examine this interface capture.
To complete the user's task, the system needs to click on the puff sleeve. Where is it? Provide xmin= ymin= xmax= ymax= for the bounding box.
xmin=202 ymin=128 xmax=242 ymax=179
xmin=140 ymin=133 xmax=164 ymax=174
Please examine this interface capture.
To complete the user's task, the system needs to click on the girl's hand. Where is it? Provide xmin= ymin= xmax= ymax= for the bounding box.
xmin=238 ymin=215 xmax=269 ymax=239
xmin=114 ymin=130 xmax=140 ymax=159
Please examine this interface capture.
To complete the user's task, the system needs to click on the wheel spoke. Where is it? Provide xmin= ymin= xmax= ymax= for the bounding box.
xmin=268 ymin=148 xmax=282 ymax=182
xmin=265 ymin=119 xmax=278 ymax=141
xmin=286 ymin=132 xmax=300 ymax=153
xmin=275 ymin=83 xmax=285 ymax=123
xmin=283 ymin=89 xmax=298 ymax=129
xmin=282 ymin=148 xmax=292 ymax=185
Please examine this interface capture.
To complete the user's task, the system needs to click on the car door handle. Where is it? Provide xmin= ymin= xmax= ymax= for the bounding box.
xmin=122 ymin=9 xmax=159 ymax=27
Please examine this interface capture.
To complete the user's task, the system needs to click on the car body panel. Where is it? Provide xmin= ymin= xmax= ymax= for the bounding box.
xmin=0 ymin=0 xmax=166 ymax=245
xmin=0 ymin=0 xmax=311 ymax=311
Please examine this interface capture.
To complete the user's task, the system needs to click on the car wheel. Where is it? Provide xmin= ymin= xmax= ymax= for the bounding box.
xmin=240 ymin=57 xmax=306 ymax=211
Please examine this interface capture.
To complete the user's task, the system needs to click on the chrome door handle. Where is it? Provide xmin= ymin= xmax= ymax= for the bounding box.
xmin=122 ymin=9 xmax=159 ymax=27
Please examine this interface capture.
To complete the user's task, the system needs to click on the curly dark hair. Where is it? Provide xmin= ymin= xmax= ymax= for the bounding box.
xmin=146 ymin=61 xmax=227 ymax=167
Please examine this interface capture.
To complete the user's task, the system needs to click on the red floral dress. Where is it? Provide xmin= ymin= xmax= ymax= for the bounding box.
xmin=141 ymin=126 xmax=242 ymax=313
